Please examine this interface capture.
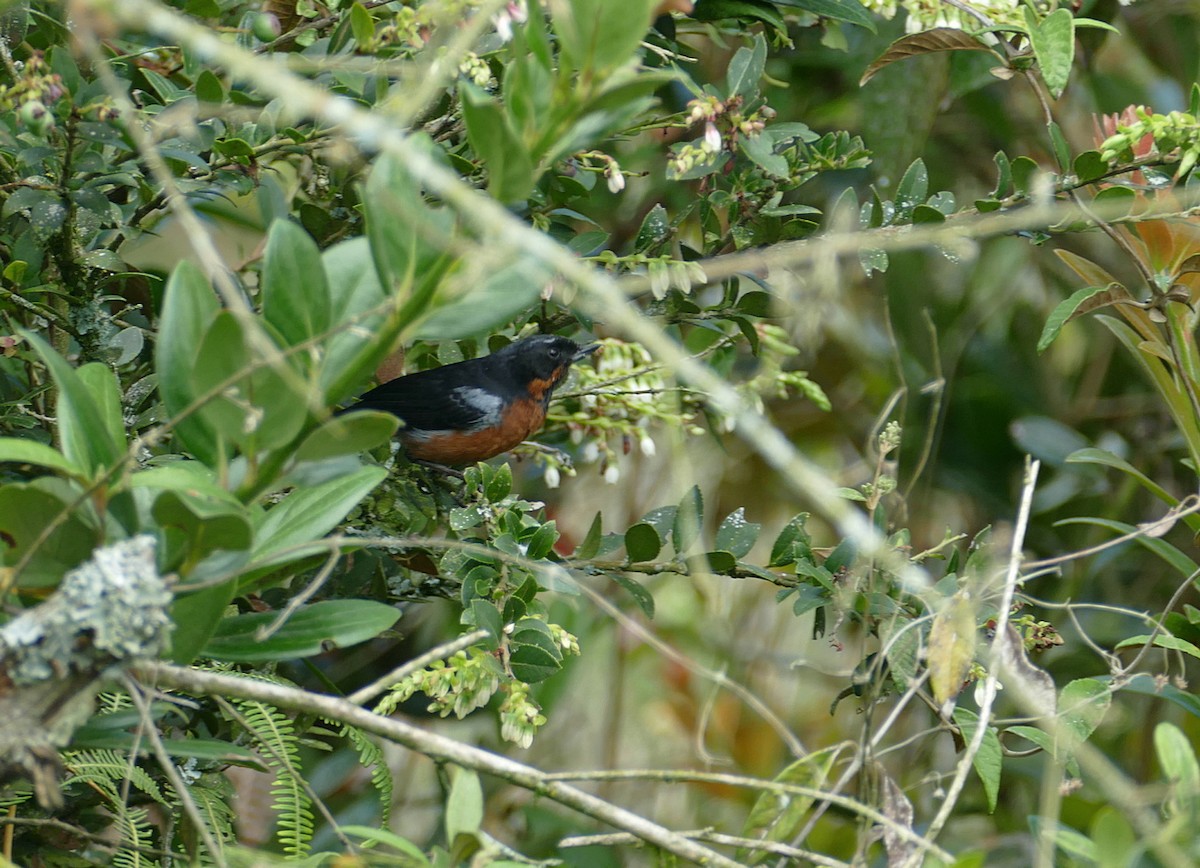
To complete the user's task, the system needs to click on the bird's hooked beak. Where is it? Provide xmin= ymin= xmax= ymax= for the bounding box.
xmin=574 ymin=343 xmax=600 ymax=361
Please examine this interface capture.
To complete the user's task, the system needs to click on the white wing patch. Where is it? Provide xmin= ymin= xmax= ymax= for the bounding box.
xmin=451 ymin=386 xmax=504 ymax=428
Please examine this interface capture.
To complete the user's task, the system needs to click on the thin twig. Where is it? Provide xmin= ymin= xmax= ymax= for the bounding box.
xmin=134 ymin=661 xmax=747 ymax=868
xmin=538 ymin=768 xmax=952 ymax=861
xmin=560 ymin=828 xmax=846 ymax=865
xmin=122 ymin=675 xmax=227 ymax=865
xmin=348 ymin=629 xmax=489 ymax=705
xmin=256 ymin=550 xmax=344 ymax=642
xmin=908 ymin=457 xmax=1041 ymax=864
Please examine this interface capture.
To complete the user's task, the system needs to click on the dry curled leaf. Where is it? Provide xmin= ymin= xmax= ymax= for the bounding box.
xmin=997 ymin=623 xmax=1057 ymax=715
xmin=861 ymin=28 xmax=992 ymax=87
xmin=927 ymin=590 xmax=977 ymax=711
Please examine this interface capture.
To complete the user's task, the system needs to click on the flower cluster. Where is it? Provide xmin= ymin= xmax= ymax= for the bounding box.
xmin=540 ymin=339 xmax=702 ymax=486
xmin=858 ymin=0 xmax=1055 ymax=33
xmin=458 ymin=51 xmax=494 ymax=88
xmin=1097 ymin=105 xmax=1200 ymax=180
xmin=1 ymin=52 xmax=65 ymax=136
xmin=384 ymin=648 xmax=501 ymax=720
xmin=668 ymin=94 xmax=772 ymax=177
xmin=499 ymin=682 xmax=545 ymax=748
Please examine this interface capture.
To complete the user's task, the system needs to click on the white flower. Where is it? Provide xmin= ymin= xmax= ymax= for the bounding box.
xmin=494 ymin=12 xmax=513 ymax=41
xmin=704 ymin=121 xmax=721 ymax=152
xmin=606 ymin=165 xmax=625 ymax=194
xmin=639 ymin=436 xmax=656 ymax=457
xmin=604 ymin=464 xmax=621 ymax=484
xmin=544 ymin=465 xmax=561 ymax=489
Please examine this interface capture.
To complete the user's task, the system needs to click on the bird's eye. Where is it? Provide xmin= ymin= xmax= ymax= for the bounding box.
xmin=548 ymin=347 xmax=561 ymax=360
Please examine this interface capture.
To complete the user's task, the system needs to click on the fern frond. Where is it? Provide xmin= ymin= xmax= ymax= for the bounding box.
xmin=63 ymin=749 xmax=168 ymax=805
xmin=181 ymin=773 xmax=237 ymax=864
xmin=0 ymin=781 xmax=33 ymax=809
xmin=333 ymin=720 xmax=394 ymax=827
xmin=235 ymin=699 xmax=313 ymax=858
xmin=109 ymin=804 xmax=157 ymax=868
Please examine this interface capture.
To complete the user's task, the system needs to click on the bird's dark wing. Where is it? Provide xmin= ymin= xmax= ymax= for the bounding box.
xmin=347 ymin=366 xmax=501 ymax=433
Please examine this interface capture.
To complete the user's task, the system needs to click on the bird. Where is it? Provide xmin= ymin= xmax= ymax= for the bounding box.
xmin=344 ymin=334 xmax=598 ymax=465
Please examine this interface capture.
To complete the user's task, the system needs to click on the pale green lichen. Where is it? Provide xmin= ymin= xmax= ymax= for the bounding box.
xmin=0 ymin=535 xmax=172 ymax=685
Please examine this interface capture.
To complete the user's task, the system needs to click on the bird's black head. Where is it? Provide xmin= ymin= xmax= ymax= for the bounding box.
xmin=500 ymin=334 xmax=597 ymax=387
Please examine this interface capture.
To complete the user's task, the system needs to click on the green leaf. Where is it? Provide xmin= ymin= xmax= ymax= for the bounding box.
xmin=262 ymin=219 xmax=331 ymax=351
xmin=294 ymin=411 xmax=398 ymax=463
xmin=0 ymin=483 xmax=96 ymax=588
xmin=1073 ymin=149 xmax=1107 ymax=183
xmin=1037 ymin=284 xmax=1127 ymax=353
xmin=1059 ymin=678 xmax=1111 ymax=747
xmin=19 ymin=330 xmax=122 ymax=475
xmin=524 ymin=522 xmax=559 ymax=561
xmin=739 ymin=746 xmax=840 ymax=863
xmin=317 ymin=237 xmax=393 ymax=405
xmin=1026 ymin=7 xmax=1075 ymax=99
xmin=894 ymin=158 xmax=928 ymax=215
xmin=195 ymin=69 xmax=224 ymax=103
xmin=1010 ymin=155 xmax=1040 ymax=194
xmin=508 ymin=618 xmax=563 ymax=682
xmin=171 ymin=579 xmax=239 ymax=665
xmin=954 ymin=709 xmax=1002 ymax=812
xmin=1115 ymin=633 xmax=1200 ymax=660
xmin=1066 ymin=448 xmax=1185 ymax=516
xmin=705 ymin=550 xmax=737 ymax=573
xmin=154 ymin=487 xmax=252 ymax=559
xmin=202 ymin=599 xmax=400 ymax=662
xmin=348 ymin=1 xmax=374 ymax=46
xmin=486 ymin=462 xmax=513 ymax=503
xmin=716 ymin=508 xmax=761 ymax=557
xmin=991 ymin=151 xmax=1013 ymax=198
xmin=341 ymin=827 xmax=430 ymax=865
xmin=575 ymin=512 xmax=603 ymax=559
xmin=740 ymin=132 xmax=789 ymax=178
xmin=459 ymin=83 xmax=535 ymax=204
xmin=549 ymin=0 xmax=658 ymax=78
xmin=911 ymin=204 xmax=946 ymax=224
xmin=769 ymin=513 xmax=812 ymax=566
xmin=1088 ymin=807 xmax=1137 ymax=868
xmin=1032 ymin=819 xmax=1095 ymax=863
xmin=624 ymin=522 xmax=661 ymax=562
xmin=414 ymin=260 xmax=546 ymax=340
xmin=364 ymin=148 xmax=457 ymax=327
xmin=673 ymin=485 xmax=704 ymax=555
xmin=251 ymin=466 xmax=387 ymax=569
xmin=1056 ymin=516 xmax=1200 ymax=579
xmin=77 ymin=363 xmax=125 ymax=453
xmin=725 ymin=33 xmax=767 ymax=100
xmin=634 ymin=203 xmax=670 ymax=252
xmin=611 ymin=573 xmax=654 ymax=618
xmin=774 ymin=0 xmax=875 ymax=32
xmin=1116 ymin=673 xmax=1200 ymax=719
xmin=1047 ymin=120 xmax=1070 ymax=173
xmin=1092 ymin=184 xmax=1136 ymax=217
xmin=690 ymin=0 xmax=786 ymax=33
xmin=0 ymin=437 xmax=80 ymax=477
xmin=824 ymin=537 xmax=856 ymax=573
xmin=1155 ymin=722 xmax=1200 ymax=821
xmin=190 ymin=312 xmax=309 ymax=452
xmin=157 ymin=262 xmax=221 ymax=464
xmin=445 ymin=768 xmax=484 ymax=844
xmin=468 ymin=599 xmax=503 ymax=645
